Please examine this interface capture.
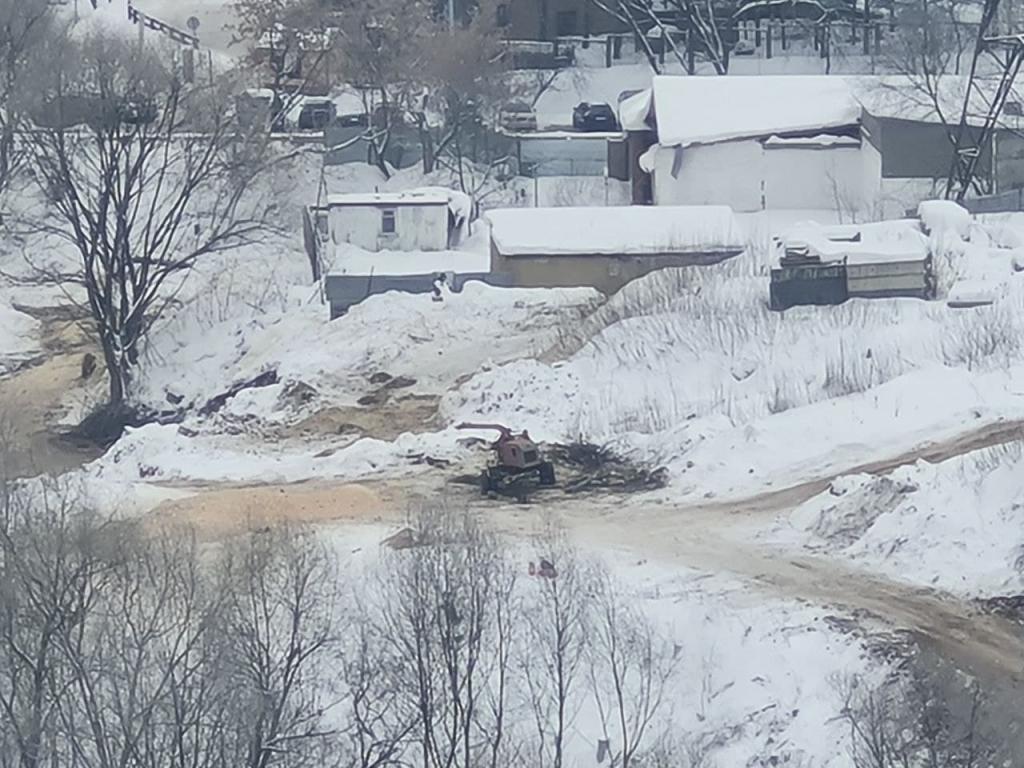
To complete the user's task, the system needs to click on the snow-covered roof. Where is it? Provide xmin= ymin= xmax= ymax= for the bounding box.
xmin=487 ymin=205 xmax=745 ymax=256
xmin=641 ymin=74 xmax=1015 ymax=148
xmin=327 ymin=191 xmax=450 ymax=207
xmin=652 ymin=75 xmax=862 ymax=147
xmin=781 ymin=220 xmax=929 ymax=265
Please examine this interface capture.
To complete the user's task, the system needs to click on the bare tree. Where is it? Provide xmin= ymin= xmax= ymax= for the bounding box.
xmin=589 ymin=0 xmax=733 ymax=74
xmin=332 ymin=0 xmax=430 ymax=177
xmin=230 ymin=0 xmax=338 ymax=130
xmin=337 ymin=615 xmax=419 ymax=768
xmin=0 ymin=0 xmax=54 ymax=188
xmin=0 ymin=480 xmax=116 ymax=768
xmin=217 ymin=525 xmax=340 ymax=768
xmin=26 ymin=33 xmax=273 ymax=421
xmin=839 ymin=672 xmax=996 ymax=768
xmin=377 ymin=505 xmax=519 ymax=768
xmin=412 ymin=0 xmax=509 ymax=180
xmin=587 ymin=570 xmax=678 ymax=768
xmin=521 ymin=521 xmax=590 ymax=768
xmin=51 ymin=524 xmax=230 ymax=768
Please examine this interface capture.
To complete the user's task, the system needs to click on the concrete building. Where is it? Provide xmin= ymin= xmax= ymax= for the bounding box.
xmin=486 ymin=205 xmax=745 ymax=294
xmin=316 ymin=188 xmax=500 ymax=316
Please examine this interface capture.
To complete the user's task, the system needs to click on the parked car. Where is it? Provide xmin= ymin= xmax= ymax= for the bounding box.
xmin=499 ymin=101 xmax=537 ymax=132
xmin=733 ymin=39 xmax=756 ymax=56
xmin=118 ymin=95 xmax=158 ymax=125
xmin=298 ymin=99 xmax=337 ymax=130
xmin=235 ymin=89 xmax=285 ymax=132
xmin=337 ymin=112 xmax=369 ymax=128
xmin=572 ymin=102 xmax=618 ymax=132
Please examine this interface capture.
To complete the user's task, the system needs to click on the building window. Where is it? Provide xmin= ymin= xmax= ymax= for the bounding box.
xmin=556 ymin=10 xmax=578 ymax=36
xmin=496 ymin=3 xmax=509 ymax=26
xmin=381 ymin=208 xmax=397 ymax=234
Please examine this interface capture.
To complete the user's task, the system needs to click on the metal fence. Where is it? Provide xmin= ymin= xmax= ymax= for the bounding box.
xmin=962 ymin=189 xmax=1024 ymax=214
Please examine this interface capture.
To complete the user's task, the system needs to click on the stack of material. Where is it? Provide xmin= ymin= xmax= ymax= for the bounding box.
xmin=770 ymin=220 xmax=936 ymax=310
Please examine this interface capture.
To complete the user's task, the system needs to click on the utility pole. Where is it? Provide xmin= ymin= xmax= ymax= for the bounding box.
xmin=448 ymin=0 xmax=455 ymax=28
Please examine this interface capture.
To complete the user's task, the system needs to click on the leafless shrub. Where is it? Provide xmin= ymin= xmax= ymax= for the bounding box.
xmin=839 ymin=673 xmax=996 ymax=768
xmin=587 ymin=569 xmax=679 ymax=768
xmin=521 ymin=519 xmax=592 ymax=768
xmin=942 ymin=306 xmax=1023 ymax=371
xmin=375 ymin=504 xmax=520 ymax=768
xmin=217 ymin=524 xmax=340 ymax=768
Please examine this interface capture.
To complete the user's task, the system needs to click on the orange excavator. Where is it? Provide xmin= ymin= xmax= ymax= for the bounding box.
xmin=456 ymin=422 xmax=556 ymax=501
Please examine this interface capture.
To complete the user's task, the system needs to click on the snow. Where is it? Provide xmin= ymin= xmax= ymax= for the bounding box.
xmin=651 ymin=75 xmax=862 ymax=147
xmin=445 ymin=209 xmax=1024 ymax=506
xmin=618 ymin=88 xmax=653 ymax=131
xmin=785 ymin=441 xmax=1024 ymax=596
xmin=781 ymin=219 xmax=930 ymax=264
xmin=947 ymin=281 xmax=996 ymax=307
xmin=487 ymin=205 xmax=746 ymax=256
xmin=326 ymin=191 xmax=450 ymax=207
xmin=763 ymin=133 xmax=861 ymax=147
xmin=314 ymin=523 xmax=882 ymax=768
xmin=0 ymin=295 xmax=41 ymax=374
xmin=134 ymin=281 xmax=599 ymax=425
xmin=918 ymin=199 xmax=972 ymax=238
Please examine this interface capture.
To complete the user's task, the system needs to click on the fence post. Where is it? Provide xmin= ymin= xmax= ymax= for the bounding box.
xmin=766 ymin=22 xmax=773 ymax=58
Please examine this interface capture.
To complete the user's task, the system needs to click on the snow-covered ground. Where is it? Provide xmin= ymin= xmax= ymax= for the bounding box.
xmin=0 ymin=292 xmax=41 ymax=374
xmin=776 ymin=441 xmax=1024 ymax=597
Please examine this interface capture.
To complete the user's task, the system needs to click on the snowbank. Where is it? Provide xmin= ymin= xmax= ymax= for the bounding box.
xmin=91 ymin=422 xmax=469 ymax=486
xmin=918 ymin=200 xmax=971 ymax=238
xmin=137 ymin=281 xmax=599 ymax=421
xmin=0 ymin=296 xmax=41 ymax=374
xmin=788 ymin=441 xmax=1024 ymax=596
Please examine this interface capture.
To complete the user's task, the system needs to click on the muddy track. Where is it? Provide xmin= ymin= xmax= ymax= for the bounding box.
xmin=0 ymin=308 xmax=101 ymax=478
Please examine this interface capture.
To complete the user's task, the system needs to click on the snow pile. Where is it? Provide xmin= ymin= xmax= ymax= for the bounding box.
xmin=918 ymin=200 xmax=972 ymax=238
xmin=137 ymin=281 xmax=599 ymax=424
xmin=90 ymin=422 xmax=470 ymax=486
xmin=618 ymin=88 xmax=653 ymax=131
xmin=487 ymin=205 xmax=745 ymax=256
xmin=790 ymin=441 xmax=1024 ymax=596
xmin=781 ymin=219 xmax=929 ymax=264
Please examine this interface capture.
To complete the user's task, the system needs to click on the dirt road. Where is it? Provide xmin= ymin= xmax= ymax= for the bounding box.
xmin=141 ymin=414 xmax=1024 ymax=754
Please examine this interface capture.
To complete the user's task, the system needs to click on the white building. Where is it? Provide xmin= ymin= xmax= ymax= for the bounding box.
xmin=619 ymin=75 xmax=1020 ymax=219
xmin=326 ymin=190 xmax=452 ymax=253
xmin=623 ymin=76 xmax=881 ymax=216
